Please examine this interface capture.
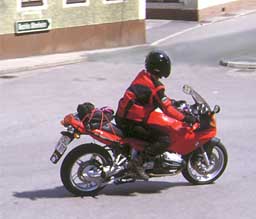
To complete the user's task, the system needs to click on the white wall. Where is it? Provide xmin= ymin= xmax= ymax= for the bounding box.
xmin=147 ymin=0 xmax=238 ymax=10
xmin=139 ymin=0 xmax=146 ymax=19
xmin=197 ymin=0 xmax=238 ymax=9
xmin=181 ymin=0 xmax=238 ymax=10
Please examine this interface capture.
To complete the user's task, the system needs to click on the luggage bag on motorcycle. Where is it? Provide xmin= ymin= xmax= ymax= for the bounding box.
xmin=77 ymin=102 xmax=114 ymax=130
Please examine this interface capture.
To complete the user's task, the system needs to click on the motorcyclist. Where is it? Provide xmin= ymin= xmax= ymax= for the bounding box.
xmin=115 ymin=49 xmax=196 ymax=180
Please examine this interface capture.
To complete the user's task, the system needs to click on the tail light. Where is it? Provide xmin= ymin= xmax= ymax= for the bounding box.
xmin=61 ymin=114 xmax=86 ymax=133
xmin=61 ymin=114 xmax=75 ymax=126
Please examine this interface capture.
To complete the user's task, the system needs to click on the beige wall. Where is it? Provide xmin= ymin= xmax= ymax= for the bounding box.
xmin=0 ymin=0 xmax=143 ymax=35
xmin=0 ymin=0 xmax=146 ymax=59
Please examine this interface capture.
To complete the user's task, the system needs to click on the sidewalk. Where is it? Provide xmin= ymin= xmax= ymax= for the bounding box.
xmin=220 ymin=58 xmax=256 ymax=69
xmin=0 ymin=51 xmax=88 ymax=76
xmin=1 ymin=9 xmax=256 ymax=76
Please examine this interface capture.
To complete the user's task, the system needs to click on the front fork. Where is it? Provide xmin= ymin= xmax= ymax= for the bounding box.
xmin=200 ymin=147 xmax=211 ymax=167
xmin=199 ymin=137 xmax=220 ymax=167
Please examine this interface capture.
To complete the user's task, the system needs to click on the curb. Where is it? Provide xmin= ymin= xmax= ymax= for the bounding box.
xmin=202 ymin=9 xmax=256 ymax=24
xmin=0 ymin=44 xmax=148 ymax=76
xmin=220 ymin=59 xmax=256 ymax=69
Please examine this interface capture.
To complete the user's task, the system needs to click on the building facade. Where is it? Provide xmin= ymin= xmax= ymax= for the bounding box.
xmin=147 ymin=0 xmax=256 ymax=21
xmin=0 ymin=0 xmax=146 ymax=59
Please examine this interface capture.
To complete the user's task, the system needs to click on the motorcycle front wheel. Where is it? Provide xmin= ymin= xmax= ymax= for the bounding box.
xmin=182 ymin=141 xmax=228 ymax=185
xmin=60 ymin=143 xmax=112 ymax=196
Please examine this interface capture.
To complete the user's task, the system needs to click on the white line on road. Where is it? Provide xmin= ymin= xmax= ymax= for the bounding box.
xmin=150 ymin=24 xmax=202 ymax=46
xmin=150 ymin=9 xmax=256 ymax=46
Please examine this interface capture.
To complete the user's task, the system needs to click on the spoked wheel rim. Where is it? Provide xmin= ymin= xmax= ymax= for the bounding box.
xmin=69 ymin=153 xmax=107 ymax=192
xmin=187 ymin=146 xmax=226 ymax=183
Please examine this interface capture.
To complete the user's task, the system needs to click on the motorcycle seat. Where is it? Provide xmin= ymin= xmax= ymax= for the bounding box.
xmin=101 ymin=123 xmax=124 ymax=137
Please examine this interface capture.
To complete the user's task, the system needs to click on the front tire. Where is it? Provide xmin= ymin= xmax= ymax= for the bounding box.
xmin=182 ymin=141 xmax=228 ymax=185
xmin=60 ymin=143 xmax=112 ymax=196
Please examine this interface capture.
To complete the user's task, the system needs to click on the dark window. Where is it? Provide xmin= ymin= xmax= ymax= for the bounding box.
xmin=66 ymin=0 xmax=87 ymax=4
xmin=147 ymin=0 xmax=179 ymax=2
xmin=21 ymin=0 xmax=43 ymax=7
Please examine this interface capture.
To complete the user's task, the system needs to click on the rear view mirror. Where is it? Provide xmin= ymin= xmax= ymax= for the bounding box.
xmin=213 ymin=105 xmax=221 ymax=113
xmin=183 ymin=85 xmax=192 ymax=95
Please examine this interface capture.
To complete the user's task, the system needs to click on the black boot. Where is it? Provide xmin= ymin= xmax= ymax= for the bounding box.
xmin=129 ymin=157 xmax=149 ymax=181
xmin=144 ymin=141 xmax=168 ymax=157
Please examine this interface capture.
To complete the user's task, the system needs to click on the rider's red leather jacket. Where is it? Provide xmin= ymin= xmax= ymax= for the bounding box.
xmin=116 ymin=70 xmax=185 ymax=123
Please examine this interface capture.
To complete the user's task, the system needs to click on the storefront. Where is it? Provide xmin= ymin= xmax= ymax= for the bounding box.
xmin=0 ymin=0 xmax=146 ymax=59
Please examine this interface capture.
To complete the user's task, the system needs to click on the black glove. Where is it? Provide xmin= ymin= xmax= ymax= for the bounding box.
xmin=172 ymin=99 xmax=186 ymax=108
xmin=183 ymin=114 xmax=197 ymax=124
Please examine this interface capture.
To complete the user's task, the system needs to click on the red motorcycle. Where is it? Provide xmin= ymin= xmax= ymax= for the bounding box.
xmin=50 ymin=85 xmax=228 ymax=196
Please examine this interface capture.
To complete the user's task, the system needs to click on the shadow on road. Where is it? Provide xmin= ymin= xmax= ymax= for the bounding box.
xmin=13 ymin=186 xmax=72 ymax=200
xmin=99 ymin=181 xmax=191 ymax=196
xmin=13 ymin=181 xmax=191 ymax=200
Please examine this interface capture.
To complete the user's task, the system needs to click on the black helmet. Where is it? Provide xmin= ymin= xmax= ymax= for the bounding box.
xmin=145 ymin=50 xmax=171 ymax=78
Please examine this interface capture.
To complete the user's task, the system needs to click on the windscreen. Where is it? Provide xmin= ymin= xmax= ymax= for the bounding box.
xmin=185 ymin=85 xmax=211 ymax=111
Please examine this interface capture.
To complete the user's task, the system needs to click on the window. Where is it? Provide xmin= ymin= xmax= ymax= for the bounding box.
xmin=66 ymin=0 xmax=87 ymax=4
xmin=21 ymin=0 xmax=43 ymax=7
xmin=19 ymin=0 xmax=47 ymax=10
xmin=103 ymin=0 xmax=126 ymax=4
xmin=147 ymin=0 xmax=179 ymax=2
xmin=63 ymin=0 xmax=89 ymax=8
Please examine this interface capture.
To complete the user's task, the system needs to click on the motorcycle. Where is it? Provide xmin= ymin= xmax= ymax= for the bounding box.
xmin=50 ymin=85 xmax=228 ymax=196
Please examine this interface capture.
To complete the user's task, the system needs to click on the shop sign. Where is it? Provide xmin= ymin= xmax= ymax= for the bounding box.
xmin=15 ymin=19 xmax=51 ymax=34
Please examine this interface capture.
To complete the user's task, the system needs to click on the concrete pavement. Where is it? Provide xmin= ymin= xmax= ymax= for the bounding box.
xmin=1 ymin=9 xmax=256 ymax=219
xmin=1 ymin=9 xmax=256 ymax=76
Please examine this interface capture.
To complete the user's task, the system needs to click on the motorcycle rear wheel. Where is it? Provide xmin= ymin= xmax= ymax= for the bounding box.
xmin=182 ymin=141 xmax=228 ymax=185
xmin=60 ymin=143 xmax=112 ymax=196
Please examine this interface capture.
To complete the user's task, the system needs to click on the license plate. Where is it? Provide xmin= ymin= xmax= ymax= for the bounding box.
xmin=50 ymin=135 xmax=72 ymax=164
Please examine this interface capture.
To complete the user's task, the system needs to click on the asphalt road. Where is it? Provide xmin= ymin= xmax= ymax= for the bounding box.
xmin=1 ymin=13 xmax=256 ymax=219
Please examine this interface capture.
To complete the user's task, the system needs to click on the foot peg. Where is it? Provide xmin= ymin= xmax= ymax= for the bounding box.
xmin=114 ymin=177 xmax=136 ymax=185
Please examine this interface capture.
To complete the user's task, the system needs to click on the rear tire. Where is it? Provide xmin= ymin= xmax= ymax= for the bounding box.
xmin=182 ymin=141 xmax=228 ymax=185
xmin=60 ymin=143 xmax=112 ymax=196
